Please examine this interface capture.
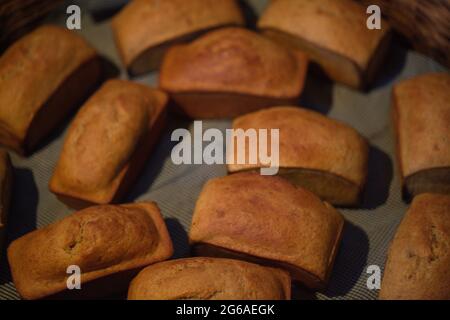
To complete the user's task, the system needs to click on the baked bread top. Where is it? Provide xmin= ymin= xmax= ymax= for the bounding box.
xmin=189 ymin=172 xmax=344 ymax=283
xmin=112 ymin=0 xmax=244 ymax=70
xmin=128 ymin=257 xmax=291 ymax=300
xmin=0 ymin=25 xmax=97 ymax=143
xmin=258 ymin=0 xmax=389 ymax=70
xmin=379 ymin=193 xmax=450 ymax=300
xmin=7 ymin=202 xmax=173 ymax=300
xmin=393 ymin=72 xmax=450 ymax=178
xmin=228 ymin=106 xmax=368 ymax=188
xmin=159 ymin=27 xmax=307 ymax=98
xmin=50 ymin=79 xmax=167 ymax=204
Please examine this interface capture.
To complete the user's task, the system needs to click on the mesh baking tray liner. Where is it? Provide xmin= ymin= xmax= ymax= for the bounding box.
xmin=0 ymin=0 xmax=447 ymax=300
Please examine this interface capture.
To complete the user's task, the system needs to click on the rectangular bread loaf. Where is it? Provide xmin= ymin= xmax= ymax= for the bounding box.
xmin=379 ymin=193 xmax=450 ymax=300
xmin=7 ymin=202 xmax=173 ymax=300
xmin=258 ymin=0 xmax=391 ymax=89
xmin=392 ymin=72 xmax=450 ymax=198
xmin=159 ymin=28 xmax=308 ymax=119
xmin=112 ymin=0 xmax=244 ymax=75
xmin=189 ymin=172 xmax=344 ymax=289
xmin=49 ymin=79 xmax=168 ymax=209
xmin=128 ymin=257 xmax=291 ymax=300
xmin=0 ymin=150 xmax=12 ymax=258
xmin=0 ymin=25 xmax=101 ymax=155
xmin=228 ymin=106 xmax=369 ymax=207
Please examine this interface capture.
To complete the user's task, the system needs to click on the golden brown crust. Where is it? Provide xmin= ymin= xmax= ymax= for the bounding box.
xmin=49 ymin=80 xmax=168 ymax=206
xmin=7 ymin=202 xmax=173 ymax=300
xmin=379 ymin=194 xmax=450 ymax=300
xmin=393 ymin=73 xmax=450 ymax=195
xmin=128 ymin=257 xmax=291 ymax=300
xmin=160 ymin=27 xmax=307 ymax=97
xmin=112 ymin=0 xmax=244 ymax=74
xmin=0 ymin=150 xmax=12 ymax=256
xmin=189 ymin=172 xmax=344 ymax=289
xmin=0 ymin=25 xmax=99 ymax=154
xmin=228 ymin=106 xmax=369 ymax=205
xmin=258 ymin=0 xmax=390 ymax=88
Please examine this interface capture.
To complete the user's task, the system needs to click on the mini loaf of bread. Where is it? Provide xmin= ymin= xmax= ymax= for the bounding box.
xmin=49 ymin=79 xmax=168 ymax=209
xmin=228 ymin=107 xmax=369 ymax=206
xmin=189 ymin=173 xmax=344 ymax=289
xmin=159 ymin=27 xmax=308 ymax=119
xmin=0 ymin=25 xmax=101 ymax=155
xmin=258 ymin=0 xmax=391 ymax=89
xmin=0 ymin=150 xmax=12 ymax=256
xmin=379 ymin=193 xmax=450 ymax=300
xmin=7 ymin=202 xmax=173 ymax=300
xmin=128 ymin=257 xmax=291 ymax=300
xmin=392 ymin=73 xmax=450 ymax=198
xmin=112 ymin=0 xmax=244 ymax=75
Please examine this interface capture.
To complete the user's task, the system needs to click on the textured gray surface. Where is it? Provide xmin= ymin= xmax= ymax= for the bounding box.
xmin=0 ymin=0 xmax=447 ymax=300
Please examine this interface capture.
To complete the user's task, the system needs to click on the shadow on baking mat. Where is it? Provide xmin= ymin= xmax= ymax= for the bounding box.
xmin=299 ymin=65 xmax=333 ymax=115
xmin=6 ymin=168 xmax=38 ymax=240
xmin=99 ymin=55 xmax=121 ymax=80
xmin=371 ymin=37 xmax=408 ymax=90
xmin=0 ymin=168 xmax=38 ymax=286
xmin=360 ymin=145 xmax=393 ymax=209
xmin=322 ymin=222 xmax=369 ymax=298
xmin=165 ymin=218 xmax=190 ymax=259
xmin=125 ymin=115 xmax=191 ymax=200
xmin=291 ymin=285 xmax=317 ymax=300
xmin=238 ymin=0 xmax=259 ymax=30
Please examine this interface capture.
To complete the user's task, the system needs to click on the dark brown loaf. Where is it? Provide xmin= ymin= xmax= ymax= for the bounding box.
xmin=128 ymin=257 xmax=291 ymax=300
xmin=189 ymin=172 xmax=344 ymax=289
xmin=111 ymin=0 xmax=245 ymax=75
xmin=49 ymin=79 xmax=168 ymax=209
xmin=7 ymin=202 xmax=173 ymax=300
xmin=258 ymin=0 xmax=391 ymax=89
xmin=379 ymin=193 xmax=450 ymax=300
xmin=159 ymin=27 xmax=308 ymax=119
xmin=0 ymin=25 xmax=101 ymax=155
xmin=392 ymin=72 xmax=450 ymax=198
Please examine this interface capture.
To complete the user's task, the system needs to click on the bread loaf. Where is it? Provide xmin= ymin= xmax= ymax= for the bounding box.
xmin=392 ymin=72 xmax=450 ymax=198
xmin=0 ymin=25 xmax=101 ymax=155
xmin=228 ymin=106 xmax=369 ymax=206
xmin=128 ymin=257 xmax=291 ymax=300
xmin=112 ymin=0 xmax=244 ymax=75
xmin=7 ymin=202 xmax=173 ymax=300
xmin=159 ymin=27 xmax=308 ymax=118
xmin=379 ymin=193 xmax=450 ymax=300
xmin=189 ymin=172 xmax=344 ymax=289
xmin=49 ymin=79 xmax=168 ymax=208
xmin=258 ymin=0 xmax=391 ymax=89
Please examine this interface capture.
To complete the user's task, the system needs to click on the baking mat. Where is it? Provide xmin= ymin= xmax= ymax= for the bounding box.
xmin=0 ymin=0 xmax=447 ymax=300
